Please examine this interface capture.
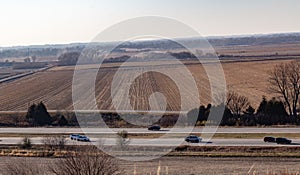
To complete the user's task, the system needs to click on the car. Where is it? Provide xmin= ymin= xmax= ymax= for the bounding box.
xmin=264 ymin=136 xmax=276 ymax=143
xmin=70 ymin=134 xmax=90 ymax=142
xmin=276 ymin=137 xmax=292 ymax=144
xmin=185 ymin=135 xmax=202 ymax=143
xmin=76 ymin=135 xmax=90 ymax=142
xmin=148 ymin=125 xmax=161 ymax=131
xmin=70 ymin=134 xmax=80 ymax=140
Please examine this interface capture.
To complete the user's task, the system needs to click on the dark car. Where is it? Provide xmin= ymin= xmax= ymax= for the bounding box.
xmin=185 ymin=135 xmax=202 ymax=143
xmin=148 ymin=125 xmax=161 ymax=131
xmin=276 ymin=137 xmax=292 ymax=144
xmin=264 ymin=136 xmax=276 ymax=143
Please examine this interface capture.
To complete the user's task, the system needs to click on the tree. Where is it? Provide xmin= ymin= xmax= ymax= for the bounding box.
xmin=244 ymin=105 xmax=255 ymax=115
xmin=199 ymin=104 xmax=211 ymax=121
xmin=24 ymin=57 xmax=31 ymax=62
xmin=26 ymin=102 xmax=52 ymax=126
xmin=269 ymin=60 xmax=300 ymax=117
xmin=116 ymin=130 xmax=130 ymax=149
xmin=42 ymin=136 xmax=67 ymax=150
xmin=58 ymin=52 xmax=80 ymax=65
xmin=257 ymin=96 xmax=268 ymax=114
xmin=26 ymin=103 xmax=37 ymax=125
xmin=186 ymin=104 xmax=211 ymax=125
xmin=31 ymin=55 xmax=37 ymax=62
xmin=52 ymin=113 xmax=68 ymax=126
xmin=216 ymin=105 xmax=235 ymax=126
xmin=226 ymin=91 xmax=250 ymax=116
xmin=186 ymin=108 xmax=199 ymax=126
xmin=58 ymin=115 xmax=68 ymax=126
xmin=256 ymin=97 xmax=288 ymax=125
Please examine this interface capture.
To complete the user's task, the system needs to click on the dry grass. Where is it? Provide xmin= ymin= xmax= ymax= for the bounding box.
xmin=2 ymin=145 xmax=300 ymax=158
xmin=0 ymin=148 xmax=73 ymax=157
xmin=1 ymin=155 xmax=300 ymax=175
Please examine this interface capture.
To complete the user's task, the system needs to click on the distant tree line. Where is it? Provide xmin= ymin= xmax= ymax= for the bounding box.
xmin=0 ymin=46 xmax=84 ymax=59
xmin=187 ymin=95 xmax=297 ymax=126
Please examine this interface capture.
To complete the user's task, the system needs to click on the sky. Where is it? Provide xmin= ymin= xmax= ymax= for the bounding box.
xmin=0 ymin=0 xmax=300 ymax=47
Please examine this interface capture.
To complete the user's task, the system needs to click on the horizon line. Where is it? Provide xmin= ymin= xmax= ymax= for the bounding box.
xmin=1 ymin=31 xmax=300 ymax=49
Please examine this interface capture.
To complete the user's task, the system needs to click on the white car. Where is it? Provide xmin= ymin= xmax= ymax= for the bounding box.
xmin=70 ymin=134 xmax=80 ymax=140
xmin=77 ymin=135 xmax=90 ymax=142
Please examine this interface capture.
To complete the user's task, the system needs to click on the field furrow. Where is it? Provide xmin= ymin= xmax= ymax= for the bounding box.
xmin=0 ymin=59 xmax=293 ymax=111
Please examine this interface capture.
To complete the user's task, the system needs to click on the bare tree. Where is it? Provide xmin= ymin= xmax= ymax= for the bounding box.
xmin=226 ymin=91 xmax=250 ymax=116
xmin=31 ymin=55 xmax=37 ymax=62
xmin=269 ymin=60 xmax=300 ymax=117
xmin=116 ymin=130 xmax=130 ymax=149
xmin=49 ymin=147 xmax=123 ymax=175
xmin=42 ymin=135 xmax=67 ymax=150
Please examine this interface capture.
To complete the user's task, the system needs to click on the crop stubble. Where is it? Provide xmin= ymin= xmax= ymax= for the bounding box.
xmin=0 ymin=59 xmax=293 ymax=111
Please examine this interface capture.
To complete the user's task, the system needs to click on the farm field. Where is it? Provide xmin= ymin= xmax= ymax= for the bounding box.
xmin=0 ymin=59 xmax=296 ymax=111
xmin=216 ymin=43 xmax=300 ymax=57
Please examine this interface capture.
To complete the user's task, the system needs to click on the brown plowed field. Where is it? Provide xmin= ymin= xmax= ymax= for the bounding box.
xmin=0 ymin=59 xmax=295 ymax=111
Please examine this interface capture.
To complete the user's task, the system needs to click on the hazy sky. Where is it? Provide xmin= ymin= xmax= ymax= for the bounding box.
xmin=0 ymin=0 xmax=300 ymax=46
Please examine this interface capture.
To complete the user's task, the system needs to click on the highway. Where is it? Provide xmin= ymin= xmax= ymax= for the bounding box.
xmin=0 ymin=127 xmax=300 ymax=134
xmin=1 ymin=137 xmax=300 ymax=147
xmin=0 ymin=65 xmax=53 ymax=84
xmin=0 ymin=127 xmax=299 ymax=146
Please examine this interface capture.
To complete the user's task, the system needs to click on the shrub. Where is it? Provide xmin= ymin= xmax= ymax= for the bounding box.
xmin=20 ymin=137 xmax=32 ymax=149
xmin=116 ymin=130 xmax=130 ymax=149
xmin=4 ymin=158 xmax=41 ymax=175
xmin=49 ymin=147 xmax=123 ymax=175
